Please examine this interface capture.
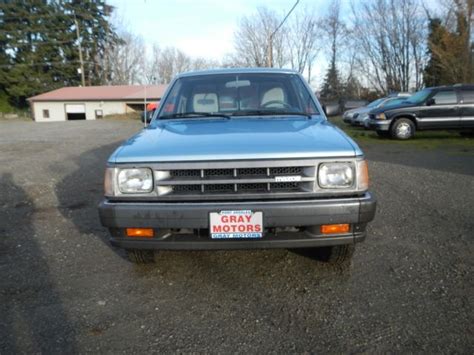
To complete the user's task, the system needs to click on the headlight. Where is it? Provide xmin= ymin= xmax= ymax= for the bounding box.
xmin=117 ymin=168 xmax=153 ymax=194
xmin=375 ymin=113 xmax=386 ymax=120
xmin=318 ymin=163 xmax=354 ymax=189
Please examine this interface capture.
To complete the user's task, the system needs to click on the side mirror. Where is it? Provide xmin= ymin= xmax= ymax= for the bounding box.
xmin=146 ymin=110 xmax=154 ymax=124
xmin=142 ymin=110 xmax=154 ymax=124
xmin=426 ymin=98 xmax=435 ymax=106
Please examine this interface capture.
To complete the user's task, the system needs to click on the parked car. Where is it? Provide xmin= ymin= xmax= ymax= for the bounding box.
xmin=343 ymin=94 xmax=410 ymax=126
xmin=363 ymin=97 xmax=408 ymax=128
xmin=368 ymin=84 xmax=474 ymax=139
xmin=352 ymin=96 xmax=411 ymax=127
xmin=98 ymin=68 xmax=376 ymax=265
xmin=343 ymin=99 xmax=369 ymax=111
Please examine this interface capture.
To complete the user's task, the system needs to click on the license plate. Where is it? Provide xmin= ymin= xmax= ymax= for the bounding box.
xmin=210 ymin=210 xmax=263 ymax=239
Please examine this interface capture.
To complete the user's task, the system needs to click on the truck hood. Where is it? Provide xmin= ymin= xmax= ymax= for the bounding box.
xmin=370 ymin=101 xmax=417 ymax=115
xmin=345 ymin=106 xmax=368 ymax=116
xmin=110 ymin=117 xmax=361 ymax=163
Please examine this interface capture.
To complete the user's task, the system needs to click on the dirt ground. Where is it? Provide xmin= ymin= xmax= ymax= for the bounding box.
xmin=0 ymin=120 xmax=472 ymax=353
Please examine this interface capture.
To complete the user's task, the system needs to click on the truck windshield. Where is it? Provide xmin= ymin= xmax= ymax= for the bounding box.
xmin=157 ymin=73 xmax=320 ymax=119
xmin=405 ymin=89 xmax=431 ymax=104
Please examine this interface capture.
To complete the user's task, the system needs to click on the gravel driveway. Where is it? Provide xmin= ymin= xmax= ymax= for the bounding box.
xmin=0 ymin=120 xmax=472 ymax=353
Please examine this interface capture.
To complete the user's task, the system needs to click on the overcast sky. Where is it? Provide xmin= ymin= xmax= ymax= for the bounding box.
xmin=107 ymin=0 xmax=329 ymax=60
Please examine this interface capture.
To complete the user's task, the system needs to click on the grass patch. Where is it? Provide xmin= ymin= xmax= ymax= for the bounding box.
xmin=328 ymin=116 xmax=474 ymax=151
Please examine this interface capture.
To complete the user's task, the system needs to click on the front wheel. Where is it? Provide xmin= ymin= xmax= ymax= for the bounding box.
xmin=391 ymin=118 xmax=415 ymax=139
xmin=126 ymin=249 xmax=156 ymax=264
xmin=303 ymin=244 xmax=355 ymax=268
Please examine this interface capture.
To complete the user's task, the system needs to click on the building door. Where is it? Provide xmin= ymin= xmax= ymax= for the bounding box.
xmin=65 ymin=104 xmax=86 ymax=120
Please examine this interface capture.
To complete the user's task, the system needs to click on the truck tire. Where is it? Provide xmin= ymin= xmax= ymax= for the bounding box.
xmin=312 ymin=244 xmax=355 ymax=267
xmin=390 ymin=118 xmax=415 ymax=139
xmin=126 ymin=249 xmax=155 ymax=264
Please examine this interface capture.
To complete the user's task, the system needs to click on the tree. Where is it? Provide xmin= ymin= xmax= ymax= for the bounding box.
xmin=350 ymin=0 xmax=426 ymax=93
xmin=63 ymin=1 xmax=118 ymax=86
xmin=320 ymin=0 xmax=345 ymax=99
xmin=424 ymin=18 xmax=449 ymax=86
xmin=231 ymin=7 xmax=287 ymax=68
xmin=288 ymin=7 xmax=321 ymax=82
xmin=424 ymin=0 xmax=473 ymax=85
xmin=320 ymin=62 xmax=343 ymax=100
xmin=0 ymin=1 xmax=75 ymax=107
xmin=0 ymin=0 xmax=118 ymax=108
xmin=104 ymin=30 xmax=145 ymax=85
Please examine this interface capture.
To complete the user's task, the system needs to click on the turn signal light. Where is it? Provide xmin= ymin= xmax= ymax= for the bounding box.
xmin=357 ymin=160 xmax=369 ymax=190
xmin=321 ymin=224 xmax=350 ymax=234
xmin=126 ymin=228 xmax=154 ymax=238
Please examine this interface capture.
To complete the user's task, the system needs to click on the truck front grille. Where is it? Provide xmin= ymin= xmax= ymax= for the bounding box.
xmin=155 ymin=163 xmax=317 ymax=199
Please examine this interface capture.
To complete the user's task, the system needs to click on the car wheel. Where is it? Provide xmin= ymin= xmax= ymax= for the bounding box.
xmin=126 ymin=249 xmax=156 ymax=264
xmin=376 ymin=130 xmax=390 ymax=138
xmin=391 ymin=118 xmax=415 ymax=139
xmin=302 ymin=244 xmax=355 ymax=267
xmin=317 ymin=244 xmax=354 ymax=265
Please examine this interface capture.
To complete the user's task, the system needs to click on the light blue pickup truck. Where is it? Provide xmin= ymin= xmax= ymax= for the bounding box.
xmin=99 ymin=68 xmax=376 ymax=265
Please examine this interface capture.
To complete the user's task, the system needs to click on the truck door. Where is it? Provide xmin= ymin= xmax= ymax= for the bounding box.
xmin=459 ymin=88 xmax=474 ymax=128
xmin=417 ymin=90 xmax=460 ymax=129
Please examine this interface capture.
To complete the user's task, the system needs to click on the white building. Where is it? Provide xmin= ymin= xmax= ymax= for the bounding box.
xmin=28 ymin=85 xmax=167 ymax=122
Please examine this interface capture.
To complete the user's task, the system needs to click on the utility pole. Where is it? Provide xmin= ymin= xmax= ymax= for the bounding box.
xmin=74 ymin=15 xmax=86 ymax=86
xmin=143 ymin=46 xmax=147 ymax=128
xmin=267 ymin=0 xmax=300 ymax=67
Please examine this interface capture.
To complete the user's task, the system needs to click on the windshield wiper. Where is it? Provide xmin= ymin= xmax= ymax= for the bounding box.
xmin=231 ymin=110 xmax=313 ymax=119
xmin=161 ymin=112 xmax=231 ymax=119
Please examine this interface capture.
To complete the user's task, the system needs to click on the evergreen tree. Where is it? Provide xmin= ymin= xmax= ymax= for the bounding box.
xmin=424 ymin=18 xmax=445 ymax=86
xmin=320 ymin=60 xmax=343 ymax=101
xmin=424 ymin=9 xmax=472 ymax=86
xmin=0 ymin=0 xmax=117 ymax=108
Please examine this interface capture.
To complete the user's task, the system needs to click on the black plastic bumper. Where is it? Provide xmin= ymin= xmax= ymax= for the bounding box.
xmin=98 ymin=193 xmax=376 ymax=250
xmin=368 ymin=119 xmax=391 ymax=131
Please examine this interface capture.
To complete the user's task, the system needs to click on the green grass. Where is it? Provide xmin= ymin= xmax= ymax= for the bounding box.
xmin=329 ymin=116 xmax=474 ymax=151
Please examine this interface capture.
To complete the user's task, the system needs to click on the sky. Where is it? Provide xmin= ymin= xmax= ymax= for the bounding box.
xmin=107 ymin=0 xmax=328 ymax=60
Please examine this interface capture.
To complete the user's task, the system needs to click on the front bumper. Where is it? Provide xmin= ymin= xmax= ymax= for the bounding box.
xmin=368 ymin=119 xmax=391 ymax=131
xmin=343 ymin=115 xmax=353 ymax=123
xmin=98 ymin=193 xmax=376 ymax=250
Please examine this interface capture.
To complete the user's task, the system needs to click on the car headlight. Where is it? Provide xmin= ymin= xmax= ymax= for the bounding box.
xmin=375 ymin=113 xmax=386 ymax=120
xmin=318 ymin=162 xmax=354 ymax=189
xmin=117 ymin=168 xmax=153 ymax=194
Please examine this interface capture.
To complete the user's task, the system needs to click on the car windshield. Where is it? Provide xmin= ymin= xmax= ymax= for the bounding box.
xmin=157 ymin=73 xmax=320 ymax=119
xmin=367 ymin=98 xmax=385 ymax=108
xmin=405 ymin=89 xmax=431 ymax=104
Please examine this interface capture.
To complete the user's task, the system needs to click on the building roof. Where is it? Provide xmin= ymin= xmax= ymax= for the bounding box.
xmin=28 ymin=84 xmax=168 ymax=102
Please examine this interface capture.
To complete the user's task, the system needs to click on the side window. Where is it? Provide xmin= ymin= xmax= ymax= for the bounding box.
xmin=432 ymin=90 xmax=457 ymax=105
xmin=461 ymin=89 xmax=474 ymax=104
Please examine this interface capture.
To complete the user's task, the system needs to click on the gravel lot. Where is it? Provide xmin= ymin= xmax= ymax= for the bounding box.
xmin=0 ymin=120 xmax=473 ymax=353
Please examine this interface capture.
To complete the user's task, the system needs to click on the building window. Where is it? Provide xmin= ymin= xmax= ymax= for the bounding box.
xmin=43 ymin=109 xmax=49 ymax=118
xmin=95 ymin=109 xmax=103 ymax=119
